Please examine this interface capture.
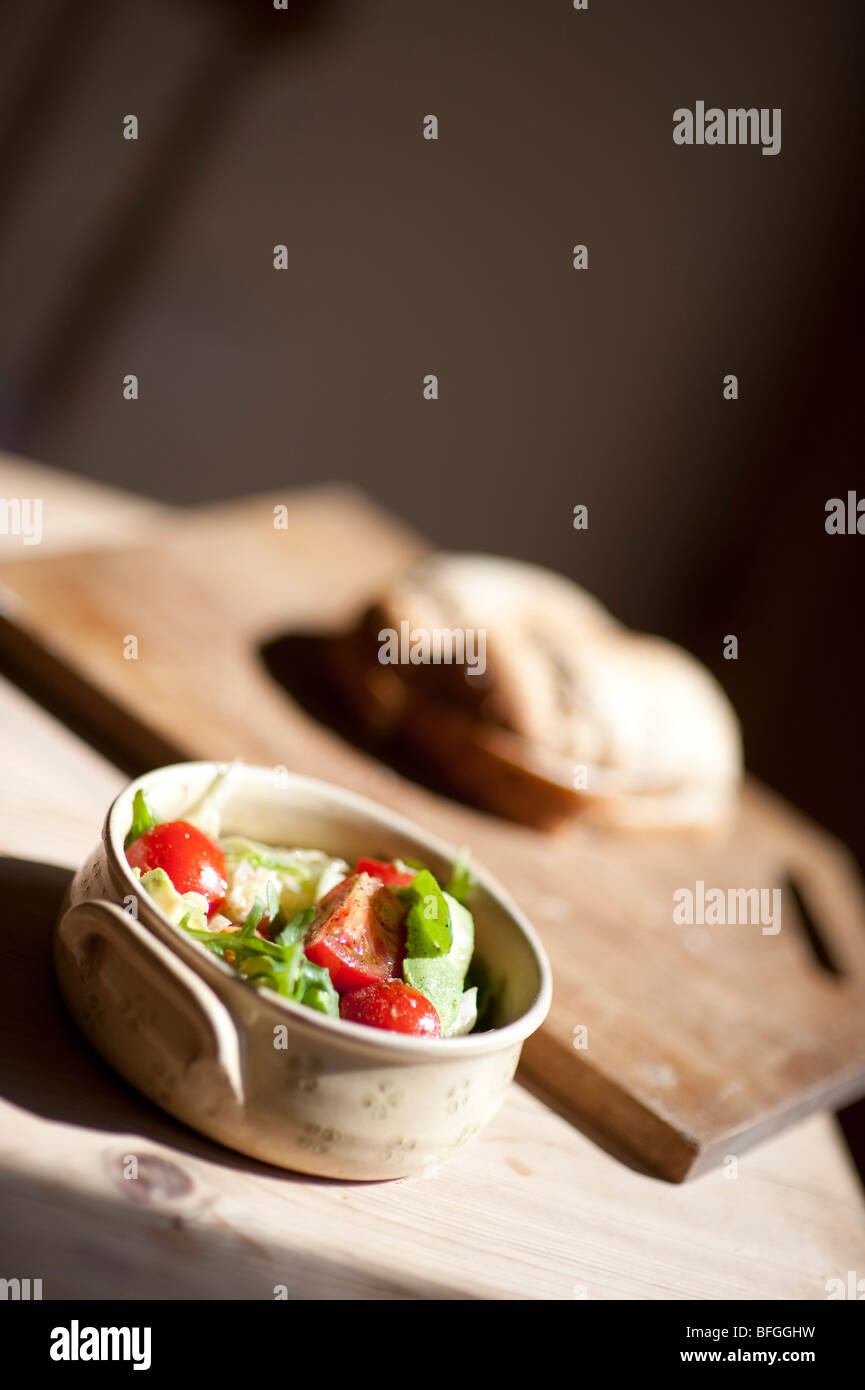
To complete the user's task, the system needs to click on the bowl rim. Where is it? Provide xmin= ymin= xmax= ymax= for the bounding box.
xmin=102 ymin=760 xmax=553 ymax=1059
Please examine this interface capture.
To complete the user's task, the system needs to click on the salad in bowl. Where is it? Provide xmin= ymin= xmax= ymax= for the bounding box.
xmin=56 ymin=761 xmax=552 ymax=1178
xmin=125 ymin=767 xmax=482 ymax=1040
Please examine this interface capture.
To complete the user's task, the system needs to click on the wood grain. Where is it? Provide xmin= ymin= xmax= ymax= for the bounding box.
xmin=0 ymin=452 xmax=171 ymax=559
xmin=1 ymin=488 xmax=865 ymax=1181
xmin=1 ymin=671 xmax=864 ymax=1300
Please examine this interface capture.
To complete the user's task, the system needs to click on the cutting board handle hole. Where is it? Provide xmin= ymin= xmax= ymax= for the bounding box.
xmin=783 ymin=872 xmax=845 ymax=978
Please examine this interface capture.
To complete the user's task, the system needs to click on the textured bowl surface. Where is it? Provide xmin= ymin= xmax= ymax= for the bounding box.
xmin=56 ymin=762 xmax=552 ymax=1178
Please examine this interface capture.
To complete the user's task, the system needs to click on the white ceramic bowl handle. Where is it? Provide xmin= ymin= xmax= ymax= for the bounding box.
xmin=57 ymin=899 xmax=244 ymax=1108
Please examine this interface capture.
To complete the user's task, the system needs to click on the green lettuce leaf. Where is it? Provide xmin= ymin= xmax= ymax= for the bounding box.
xmin=402 ymin=884 xmax=477 ymax=1035
xmin=444 ymin=847 xmax=477 ymax=904
xmin=124 ymin=789 xmax=159 ymax=849
xmin=399 ymin=869 xmax=453 ymax=957
xmin=183 ymin=764 xmax=236 ymax=839
xmin=403 ymin=955 xmax=465 ymax=1034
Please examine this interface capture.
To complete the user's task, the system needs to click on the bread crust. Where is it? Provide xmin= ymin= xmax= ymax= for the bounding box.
xmin=328 ymin=554 xmax=742 ymax=831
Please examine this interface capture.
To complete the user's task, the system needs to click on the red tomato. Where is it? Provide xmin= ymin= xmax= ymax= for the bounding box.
xmin=355 ymin=858 xmax=414 ymax=887
xmin=339 ymin=980 xmax=441 ymax=1038
xmin=126 ymin=821 xmax=227 ymax=911
xmin=304 ymin=872 xmax=405 ymax=992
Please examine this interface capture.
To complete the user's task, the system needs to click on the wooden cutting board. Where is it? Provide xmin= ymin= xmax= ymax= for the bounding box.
xmin=2 ymin=486 xmax=865 ymax=1182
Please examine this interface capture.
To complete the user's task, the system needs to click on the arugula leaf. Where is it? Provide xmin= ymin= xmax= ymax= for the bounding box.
xmin=444 ymin=847 xmax=477 ymax=904
xmin=124 ymin=789 xmax=159 ymax=850
xmin=238 ymin=954 xmax=277 ymax=987
xmin=398 ymin=869 xmax=453 ymax=958
xmin=238 ymin=898 xmax=265 ymax=938
xmin=275 ymin=907 xmax=314 ymax=947
xmin=179 ymin=902 xmax=336 ymax=1016
xmin=296 ymin=958 xmax=339 ymax=1015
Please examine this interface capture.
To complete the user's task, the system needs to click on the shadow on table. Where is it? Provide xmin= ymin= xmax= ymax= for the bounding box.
xmin=0 ymin=855 xmax=470 ymax=1299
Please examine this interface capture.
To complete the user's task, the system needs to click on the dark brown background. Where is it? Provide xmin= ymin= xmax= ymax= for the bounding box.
xmin=0 ymin=0 xmax=864 ymax=1150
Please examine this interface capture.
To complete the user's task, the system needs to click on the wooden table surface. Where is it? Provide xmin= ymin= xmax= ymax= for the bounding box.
xmin=1 ymin=457 xmax=864 ymax=1300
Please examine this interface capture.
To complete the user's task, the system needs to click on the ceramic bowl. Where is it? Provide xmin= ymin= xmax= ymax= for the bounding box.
xmin=56 ymin=762 xmax=552 ymax=1179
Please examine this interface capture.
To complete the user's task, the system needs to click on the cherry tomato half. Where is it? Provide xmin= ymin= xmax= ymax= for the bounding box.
xmin=126 ymin=821 xmax=227 ymax=911
xmin=304 ymin=871 xmax=405 ymax=992
xmin=339 ymin=979 xmax=441 ymax=1037
xmin=355 ymin=858 xmax=415 ymax=887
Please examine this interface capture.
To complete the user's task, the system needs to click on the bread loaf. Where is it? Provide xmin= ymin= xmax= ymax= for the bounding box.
xmin=329 ymin=554 xmax=742 ymax=831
